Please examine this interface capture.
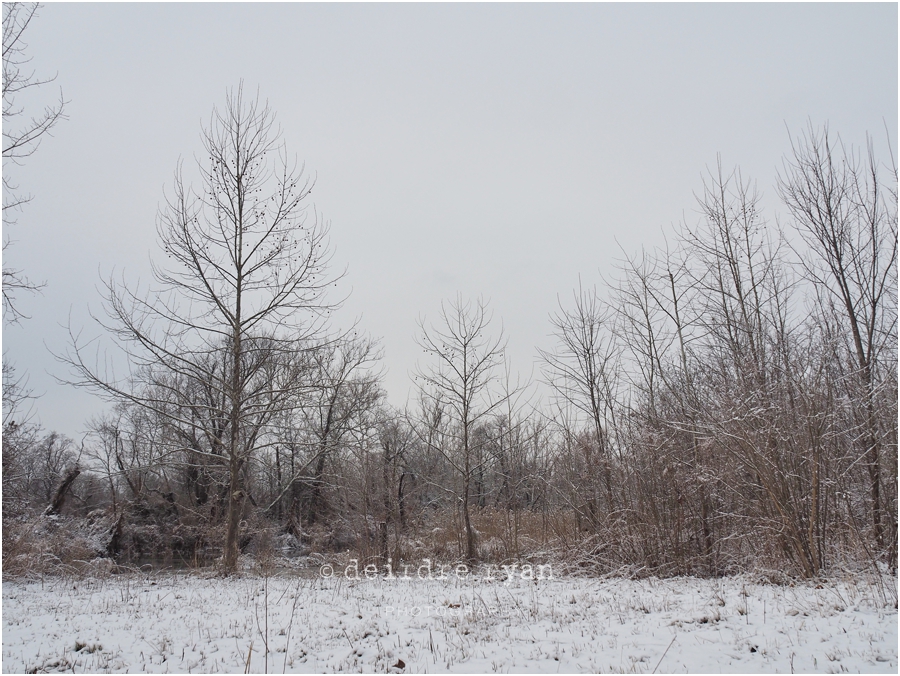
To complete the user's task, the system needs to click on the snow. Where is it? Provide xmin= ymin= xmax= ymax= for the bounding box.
xmin=2 ymin=569 xmax=897 ymax=673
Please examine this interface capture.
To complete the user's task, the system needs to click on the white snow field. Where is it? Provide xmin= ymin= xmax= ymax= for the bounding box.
xmin=2 ymin=568 xmax=897 ymax=673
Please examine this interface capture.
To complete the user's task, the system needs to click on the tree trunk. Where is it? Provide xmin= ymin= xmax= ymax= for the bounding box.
xmin=224 ymin=453 xmax=243 ymax=572
xmin=223 ymin=257 xmax=244 ymax=574
xmin=398 ymin=473 xmax=407 ymax=530
xmin=44 ymin=466 xmax=80 ymax=516
xmin=305 ymin=449 xmax=328 ymax=525
xmin=463 ymin=470 xmax=477 ymax=562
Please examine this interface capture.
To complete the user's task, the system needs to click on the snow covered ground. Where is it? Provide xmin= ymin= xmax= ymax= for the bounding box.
xmin=2 ymin=567 xmax=897 ymax=673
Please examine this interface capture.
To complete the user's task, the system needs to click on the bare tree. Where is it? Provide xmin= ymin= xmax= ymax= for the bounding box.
xmin=2 ymin=361 xmax=40 ymax=518
xmin=414 ymin=296 xmax=507 ymax=562
xmin=292 ymin=335 xmax=382 ymax=528
xmin=375 ymin=408 xmax=414 ymax=559
xmin=62 ymin=84 xmax=338 ymax=573
xmin=614 ymin=241 xmax=715 ymax=572
xmin=539 ymin=279 xmax=621 ymax=520
xmin=2 ymin=2 xmax=66 ymax=322
xmin=778 ymin=123 xmax=898 ymax=555
xmin=687 ymin=163 xmax=823 ymax=574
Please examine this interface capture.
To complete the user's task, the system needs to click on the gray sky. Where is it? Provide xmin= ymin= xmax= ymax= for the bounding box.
xmin=3 ymin=2 xmax=897 ymax=437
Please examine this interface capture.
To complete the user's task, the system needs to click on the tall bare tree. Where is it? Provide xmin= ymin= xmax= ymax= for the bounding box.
xmin=414 ymin=296 xmax=507 ymax=562
xmin=539 ymin=280 xmax=620 ymax=520
xmin=778 ymin=123 xmax=898 ymax=554
xmin=63 ymin=84 xmax=338 ymax=573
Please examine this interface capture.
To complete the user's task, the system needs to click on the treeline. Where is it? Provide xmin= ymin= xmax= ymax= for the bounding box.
xmin=2 ymin=89 xmax=896 ymax=579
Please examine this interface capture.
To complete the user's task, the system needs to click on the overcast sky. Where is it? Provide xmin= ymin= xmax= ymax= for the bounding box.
xmin=3 ymin=2 xmax=897 ymax=437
